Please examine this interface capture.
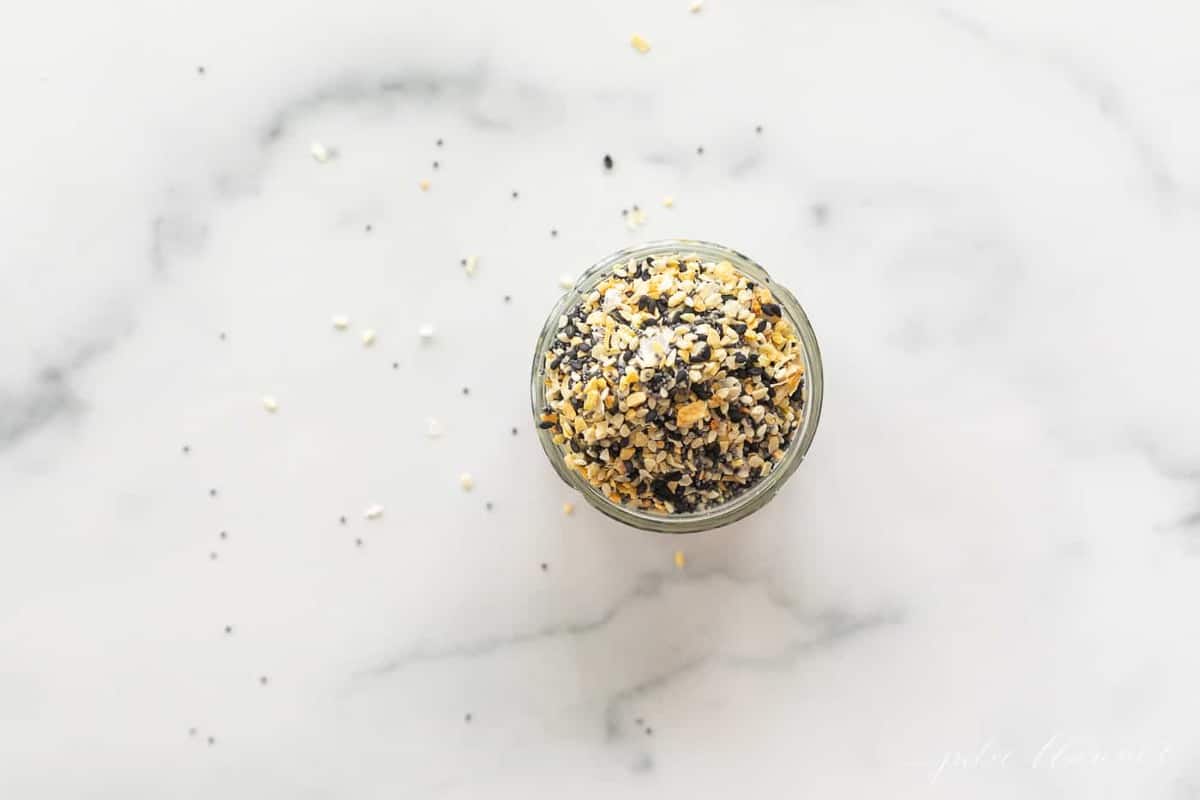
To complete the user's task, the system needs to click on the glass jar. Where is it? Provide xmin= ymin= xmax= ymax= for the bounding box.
xmin=530 ymin=239 xmax=823 ymax=533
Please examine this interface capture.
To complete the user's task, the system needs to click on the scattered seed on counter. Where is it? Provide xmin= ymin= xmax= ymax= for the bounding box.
xmin=537 ymin=250 xmax=806 ymax=514
xmin=331 ymin=315 xmax=349 ymax=330
xmin=550 ymin=229 xmax=558 ymax=238
xmin=603 ymin=154 xmax=614 ymax=170
xmin=189 ymin=727 xmax=197 ymax=736
xmin=485 ymin=501 xmax=493 ymax=511
xmin=511 ymin=427 xmax=519 ymax=435
xmin=419 ymin=179 xmax=431 ymax=191
xmin=196 ymin=66 xmax=206 ymax=76
xmin=355 ymin=538 xmax=364 ymax=547
xmin=365 ymin=224 xmax=373 ymax=232
xmin=418 ymin=323 xmax=436 ymax=341
xmin=559 ymin=273 xmax=575 ymax=289
xmin=361 ymin=329 xmax=377 ymax=347
xmin=427 ymin=418 xmax=443 ymax=438
xmin=464 ymin=713 xmax=472 ymax=723
xmin=755 ymin=125 xmax=763 ymax=134
xmin=207 ymin=737 xmax=216 ymax=746
xmin=696 ymin=146 xmax=705 ymax=155
xmin=462 ymin=255 xmax=478 ymax=276
xmin=511 ymin=190 xmax=519 ymax=199
xmin=262 ymin=395 xmax=279 ymax=413
xmin=219 ymin=332 xmax=226 ymax=341
xmin=675 ymin=551 xmax=686 ymax=569
xmin=504 ymin=295 xmax=512 ymax=303
xmin=540 ymin=562 xmax=548 ymax=571
xmin=182 ymin=444 xmax=190 ymax=454
xmin=433 ymin=161 xmax=440 ymax=170
xmin=631 ymin=34 xmax=651 ymax=53
xmin=436 ymin=138 xmax=443 ymax=147
xmin=460 ymin=473 xmax=475 ymax=491
xmin=364 ymin=505 xmax=384 ymax=520
xmin=224 ymin=625 xmax=233 ymax=634
xmin=209 ymin=488 xmax=218 ymax=498
xmin=689 ymin=0 xmax=704 ymax=11
xmin=339 ymin=515 xmax=347 ymax=525
xmin=562 ymin=502 xmax=575 ymax=516
xmin=209 ymin=552 xmax=218 ymax=560
xmin=461 ymin=386 xmax=470 ymax=396
xmin=662 ymin=196 xmax=675 ymax=208
xmin=310 ymin=142 xmax=331 ymax=163
xmin=219 ymin=531 xmax=227 ymax=540
xmin=259 ymin=676 xmax=269 ymax=686
xmin=392 ymin=361 xmax=399 ymax=370
xmin=625 ymin=207 xmax=648 ymax=231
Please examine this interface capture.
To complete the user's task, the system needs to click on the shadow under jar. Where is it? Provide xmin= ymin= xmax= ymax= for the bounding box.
xmin=530 ymin=240 xmax=823 ymax=533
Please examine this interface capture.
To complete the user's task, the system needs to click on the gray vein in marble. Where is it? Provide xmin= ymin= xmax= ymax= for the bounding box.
xmin=937 ymin=7 xmax=1175 ymax=200
xmin=361 ymin=572 xmax=669 ymax=678
xmin=0 ymin=338 xmax=114 ymax=450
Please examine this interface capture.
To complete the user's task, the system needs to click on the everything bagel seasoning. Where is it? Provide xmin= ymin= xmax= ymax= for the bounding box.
xmin=539 ymin=251 xmax=806 ymax=514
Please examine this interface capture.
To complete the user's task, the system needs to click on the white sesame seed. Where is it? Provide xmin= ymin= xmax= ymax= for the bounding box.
xmin=427 ymin=418 xmax=443 ymax=438
xmin=418 ymin=324 xmax=435 ymax=341
xmin=331 ymin=315 xmax=349 ymax=330
xmin=361 ymin=330 xmax=376 ymax=347
xmin=418 ymin=179 xmax=431 ymax=191
xmin=364 ymin=504 xmax=384 ymax=520
xmin=459 ymin=473 xmax=475 ymax=491
xmin=662 ymin=196 xmax=675 ymax=208
xmin=689 ymin=0 xmax=704 ymax=12
xmin=261 ymin=396 xmax=279 ymax=413
xmin=559 ymin=273 xmax=575 ymax=289
xmin=463 ymin=255 xmax=478 ymax=276
xmin=310 ymin=142 xmax=331 ymax=162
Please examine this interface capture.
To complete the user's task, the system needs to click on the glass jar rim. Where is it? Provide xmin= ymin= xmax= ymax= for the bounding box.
xmin=530 ymin=239 xmax=823 ymax=533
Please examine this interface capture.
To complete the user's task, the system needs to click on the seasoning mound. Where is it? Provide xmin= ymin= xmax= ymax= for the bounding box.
xmin=539 ymin=252 xmax=805 ymax=514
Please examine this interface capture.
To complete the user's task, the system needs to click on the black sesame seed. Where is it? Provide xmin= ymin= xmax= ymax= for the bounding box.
xmin=511 ymin=427 xmax=519 ymax=435
xmin=355 ymin=538 xmax=363 ymax=547
xmin=182 ymin=445 xmax=190 ymax=454
xmin=540 ymin=562 xmax=548 ymax=571
xmin=462 ymin=387 xmax=469 ymax=396
xmin=603 ymin=154 xmax=614 ymax=170
xmin=504 ymin=295 xmax=512 ymax=303
xmin=224 ymin=625 xmax=233 ymax=634
xmin=339 ymin=516 xmax=347 ymax=525
xmin=433 ymin=161 xmax=440 ymax=169
xmin=197 ymin=66 xmax=206 ymax=75
xmin=511 ymin=190 xmax=519 ymax=199
xmin=209 ymin=488 xmax=217 ymax=497
xmin=207 ymin=737 xmax=215 ymax=745
xmin=436 ymin=138 xmax=443 ymax=147
xmin=365 ymin=224 xmax=372 ymax=232
xmin=259 ymin=676 xmax=269 ymax=685
xmin=755 ymin=125 xmax=763 ymax=134
xmin=485 ymin=502 xmax=494 ymax=511
xmin=696 ymin=146 xmax=704 ymax=155
xmin=465 ymin=713 xmax=472 ymax=723
xmin=550 ymin=229 xmax=558 ymax=237
xmin=219 ymin=531 xmax=227 ymax=539
xmin=760 ymin=302 xmax=782 ymax=317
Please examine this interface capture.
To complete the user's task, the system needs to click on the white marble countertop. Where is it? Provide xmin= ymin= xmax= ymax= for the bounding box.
xmin=4 ymin=1 xmax=1200 ymax=797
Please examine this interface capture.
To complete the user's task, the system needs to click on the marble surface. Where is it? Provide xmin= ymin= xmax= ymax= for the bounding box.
xmin=4 ymin=0 xmax=1200 ymax=796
